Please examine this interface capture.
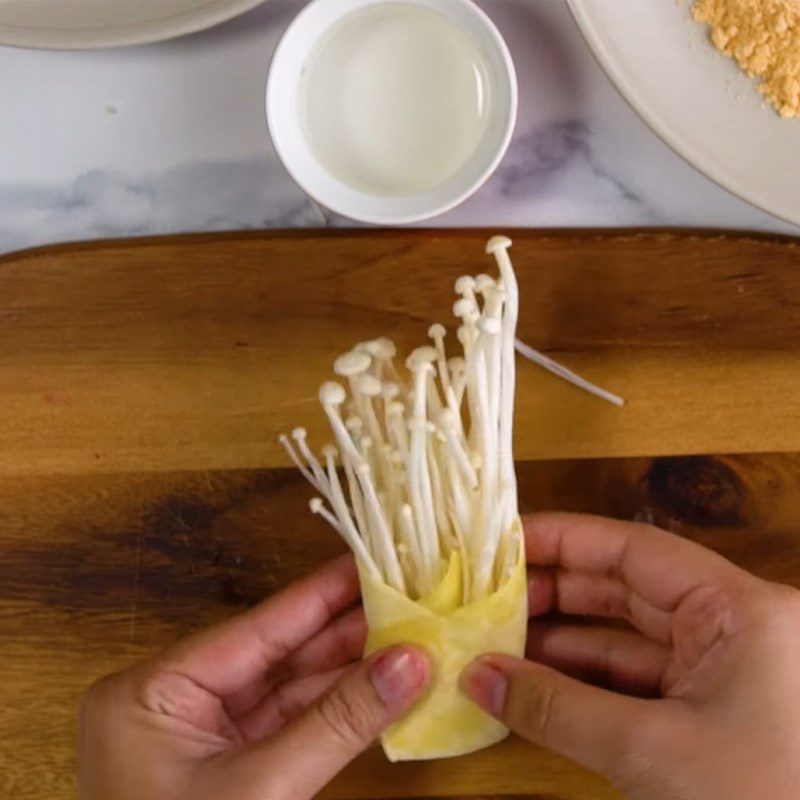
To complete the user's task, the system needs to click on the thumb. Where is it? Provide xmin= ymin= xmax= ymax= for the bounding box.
xmin=461 ymin=654 xmax=653 ymax=781
xmin=226 ymin=646 xmax=429 ymax=800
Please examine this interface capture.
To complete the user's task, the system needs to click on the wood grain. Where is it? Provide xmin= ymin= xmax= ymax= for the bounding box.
xmin=4 ymin=454 xmax=800 ymax=800
xmin=3 ymin=229 xmax=800 ymax=800
xmin=2 ymin=229 xmax=800 ymax=476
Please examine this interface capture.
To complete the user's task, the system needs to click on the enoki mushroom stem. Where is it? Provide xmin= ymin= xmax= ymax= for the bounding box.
xmin=280 ymin=237 xmax=522 ymax=602
xmin=281 ymin=236 xmax=623 ymax=603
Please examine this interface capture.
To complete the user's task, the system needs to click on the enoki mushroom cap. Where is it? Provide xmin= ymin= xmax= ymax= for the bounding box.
xmin=354 ymin=374 xmax=382 ymax=396
xmin=474 ymin=274 xmax=495 ymax=293
xmin=319 ymin=381 xmax=346 ymax=406
xmin=406 ymin=346 xmax=438 ymax=372
xmin=486 ymin=234 xmax=512 ymax=254
xmin=448 ymin=356 xmax=466 ymax=373
xmin=454 ymin=275 xmax=476 ymax=295
xmin=453 ymin=297 xmax=476 ymax=319
xmin=362 ymin=337 xmax=397 ymax=359
xmin=334 ymin=350 xmax=372 ymax=377
xmin=428 ymin=323 xmax=446 ymax=340
xmin=375 ymin=337 xmax=397 ymax=358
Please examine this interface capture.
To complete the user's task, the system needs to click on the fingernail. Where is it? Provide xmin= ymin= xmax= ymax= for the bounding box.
xmin=460 ymin=659 xmax=508 ymax=717
xmin=370 ymin=647 xmax=428 ymax=708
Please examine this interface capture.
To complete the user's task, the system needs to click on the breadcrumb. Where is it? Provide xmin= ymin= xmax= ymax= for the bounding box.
xmin=693 ymin=0 xmax=800 ymax=118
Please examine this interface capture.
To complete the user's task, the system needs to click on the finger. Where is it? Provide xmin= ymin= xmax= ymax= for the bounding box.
xmin=232 ymin=610 xmax=367 ymax=738
xmin=461 ymin=654 xmax=655 ymax=781
xmin=527 ymin=567 xmax=672 ymax=643
xmin=158 ymin=555 xmax=359 ymax=696
xmin=527 ymin=622 xmax=669 ymax=696
xmin=235 ymin=667 xmax=347 ymax=742
xmin=524 ymin=512 xmax=743 ymax=612
xmin=225 ymin=608 xmax=367 ymax=719
xmin=529 ymin=568 xmax=630 ymax=618
xmin=219 ymin=646 xmax=429 ymax=800
xmin=283 ymin=607 xmax=366 ymax=678
xmin=528 ymin=568 xmax=557 ymax=617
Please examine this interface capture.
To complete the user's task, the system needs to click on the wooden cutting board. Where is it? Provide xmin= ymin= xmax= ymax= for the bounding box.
xmin=3 ymin=228 xmax=800 ymax=800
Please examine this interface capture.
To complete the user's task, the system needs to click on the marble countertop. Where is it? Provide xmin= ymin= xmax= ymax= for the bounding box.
xmin=1 ymin=0 xmax=797 ymax=256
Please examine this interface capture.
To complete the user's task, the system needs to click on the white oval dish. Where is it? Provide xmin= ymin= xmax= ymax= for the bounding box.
xmin=0 ymin=0 xmax=269 ymax=50
xmin=266 ymin=0 xmax=517 ymax=225
xmin=569 ymin=0 xmax=800 ymax=228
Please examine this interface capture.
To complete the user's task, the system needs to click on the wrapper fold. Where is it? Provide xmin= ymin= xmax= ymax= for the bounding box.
xmin=358 ymin=518 xmax=528 ymax=761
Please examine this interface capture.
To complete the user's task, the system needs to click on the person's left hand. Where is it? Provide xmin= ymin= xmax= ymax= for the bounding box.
xmin=78 ymin=555 xmax=430 ymax=800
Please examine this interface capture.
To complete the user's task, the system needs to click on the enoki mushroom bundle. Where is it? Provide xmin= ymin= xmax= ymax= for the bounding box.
xmin=281 ymin=235 xmax=528 ymax=760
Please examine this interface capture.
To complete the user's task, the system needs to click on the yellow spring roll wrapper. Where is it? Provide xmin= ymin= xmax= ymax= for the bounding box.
xmin=358 ymin=519 xmax=528 ymax=761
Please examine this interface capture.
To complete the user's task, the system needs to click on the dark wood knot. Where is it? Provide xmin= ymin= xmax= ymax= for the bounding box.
xmin=646 ymin=456 xmax=746 ymax=527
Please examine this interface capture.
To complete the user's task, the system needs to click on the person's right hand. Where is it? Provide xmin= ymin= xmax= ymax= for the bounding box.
xmin=462 ymin=512 xmax=800 ymax=800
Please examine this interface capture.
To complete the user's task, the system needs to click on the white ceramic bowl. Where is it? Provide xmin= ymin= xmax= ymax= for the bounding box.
xmin=266 ymin=0 xmax=517 ymax=225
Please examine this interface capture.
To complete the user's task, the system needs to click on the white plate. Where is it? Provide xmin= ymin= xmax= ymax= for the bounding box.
xmin=0 ymin=0 xmax=268 ymax=49
xmin=568 ymin=0 xmax=800 ymax=227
